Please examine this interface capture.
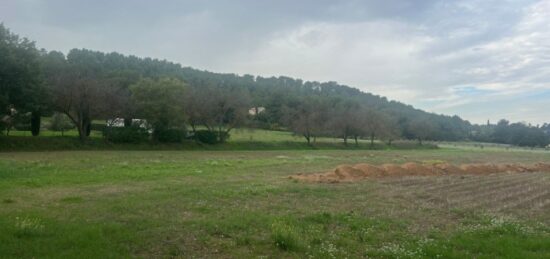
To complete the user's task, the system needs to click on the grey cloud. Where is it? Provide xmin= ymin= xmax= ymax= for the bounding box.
xmin=1 ymin=0 xmax=549 ymax=124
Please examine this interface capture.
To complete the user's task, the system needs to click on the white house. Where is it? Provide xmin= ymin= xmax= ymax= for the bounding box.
xmin=248 ymin=107 xmax=266 ymax=116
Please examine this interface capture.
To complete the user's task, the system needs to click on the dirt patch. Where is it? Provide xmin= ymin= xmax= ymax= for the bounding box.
xmin=289 ymin=162 xmax=550 ymax=183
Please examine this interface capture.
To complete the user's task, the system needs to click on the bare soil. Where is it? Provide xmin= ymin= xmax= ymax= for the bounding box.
xmin=289 ymin=162 xmax=550 ymax=183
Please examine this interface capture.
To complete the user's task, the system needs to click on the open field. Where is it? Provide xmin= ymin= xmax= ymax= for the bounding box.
xmin=1 ymin=148 xmax=550 ymax=258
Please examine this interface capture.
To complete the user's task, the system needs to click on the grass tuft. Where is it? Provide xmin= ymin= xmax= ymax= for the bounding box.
xmin=271 ymin=220 xmax=302 ymax=251
xmin=14 ymin=216 xmax=45 ymax=238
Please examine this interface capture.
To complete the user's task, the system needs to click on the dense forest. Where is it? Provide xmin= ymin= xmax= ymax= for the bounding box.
xmin=1 ymin=24 xmax=549 ymax=147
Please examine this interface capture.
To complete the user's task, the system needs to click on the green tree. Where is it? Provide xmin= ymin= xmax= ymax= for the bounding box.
xmin=130 ymin=77 xmax=186 ymax=141
xmin=0 ymin=24 xmax=44 ymax=136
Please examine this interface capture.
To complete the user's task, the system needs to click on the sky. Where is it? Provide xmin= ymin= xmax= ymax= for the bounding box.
xmin=2 ymin=0 xmax=549 ymax=125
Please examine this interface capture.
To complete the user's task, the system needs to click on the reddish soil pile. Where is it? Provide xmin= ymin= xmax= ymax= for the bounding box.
xmin=289 ymin=162 xmax=550 ymax=183
xmin=353 ymin=163 xmax=385 ymax=177
xmin=401 ymin=162 xmax=432 ymax=176
xmin=381 ymin=164 xmax=407 ymax=176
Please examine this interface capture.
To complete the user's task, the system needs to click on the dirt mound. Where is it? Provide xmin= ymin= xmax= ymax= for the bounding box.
xmin=433 ymin=163 xmax=463 ymax=174
xmin=381 ymin=164 xmax=408 ymax=176
xmin=353 ymin=163 xmax=385 ymax=177
xmin=401 ymin=163 xmax=433 ymax=176
xmin=534 ymin=163 xmax=550 ymax=171
xmin=334 ymin=165 xmax=366 ymax=180
xmin=459 ymin=164 xmax=499 ymax=175
xmin=496 ymin=164 xmax=519 ymax=173
xmin=290 ymin=162 xmax=550 ymax=183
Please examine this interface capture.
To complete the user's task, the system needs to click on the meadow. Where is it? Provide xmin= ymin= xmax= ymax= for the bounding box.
xmin=1 ymin=139 xmax=550 ymax=258
xmin=1 ymin=128 xmax=436 ymax=152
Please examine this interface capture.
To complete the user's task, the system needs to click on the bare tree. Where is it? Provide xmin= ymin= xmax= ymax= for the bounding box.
xmin=183 ymin=85 xmax=213 ymax=135
xmin=379 ymin=116 xmax=401 ymax=146
xmin=408 ymin=118 xmax=436 ymax=145
xmin=42 ymin=50 xmax=116 ymax=141
xmin=362 ymin=108 xmax=385 ymax=146
xmin=329 ymin=101 xmax=363 ymax=146
xmin=283 ymin=97 xmax=328 ymax=145
xmin=197 ymin=86 xmax=251 ymax=142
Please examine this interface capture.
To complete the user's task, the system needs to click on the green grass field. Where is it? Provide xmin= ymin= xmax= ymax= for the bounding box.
xmin=1 ymin=147 xmax=549 ymax=258
xmin=1 ymin=128 xmax=436 ymax=152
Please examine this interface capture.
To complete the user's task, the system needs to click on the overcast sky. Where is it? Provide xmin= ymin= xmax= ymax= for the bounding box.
xmin=2 ymin=0 xmax=549 ymax=124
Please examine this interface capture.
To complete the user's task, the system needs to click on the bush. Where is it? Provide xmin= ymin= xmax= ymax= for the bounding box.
xmin=90 ymin=123 xmax=106 ymax=132
xmin=49 ymin=112 xmax=74 ymax=133
xmin=154 ymin=128 xmax=186 ymax=143
xmin=14 ymin=123 xmax=31 ymax=131
xmin=218 ymin=131 xmax=230 ymax=142
xmin=195 ymin=130 xmax=219 ymax=144
xmin=103 ymin=126 xmax=149 ymax=143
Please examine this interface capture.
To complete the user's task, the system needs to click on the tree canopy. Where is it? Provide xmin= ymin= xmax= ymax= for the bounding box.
xmin=1 ymin=24 xmax=549 ymax=147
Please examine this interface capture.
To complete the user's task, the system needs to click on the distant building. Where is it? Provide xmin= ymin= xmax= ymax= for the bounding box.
xmin=107 ymin=118 xmax=149 ymax=129
xmin=248 ymin=107 xmax=265 ymax=116
xmin=106 ymin=118 xmax=125 ymax=127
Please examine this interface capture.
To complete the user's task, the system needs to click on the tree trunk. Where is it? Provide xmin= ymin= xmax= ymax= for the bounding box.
xmin=124 ymin=118 xmax=132 ymax=127
xmin=31 ymin=111 xmax=41 ymax=136
xmin=65 ymin=111 xmax=88 ymax=142
xmin=77 ymin=124 xmax=86 ymax=141
xmin=223 ymin=128 xmax=232 ymax=143
xmin=83 ymin=113 xmax=92 ymax=137
xmin=343 ymin=135 xmax=348 ymax=146
xmin=304 ymin=134 xmax=310 ymax=145
xmin=354 ymin=136 xmax=358 ymax=146
xmin=418 ymin=138 xmax=423 ymax=145
xmin=190 ymin=123 xmax=198 ymax=142
xmin=78 ymin=116 xmax=91 ymax=141
xmin=370 ymin=133 xmax=375 ymax=146
xmin=387 ymin=139 xmax=393 ymax=146
xmin=218 ymin=126 xmax=224 ymax=143
xmin=85 ymin=122 xmax=91 ymax=137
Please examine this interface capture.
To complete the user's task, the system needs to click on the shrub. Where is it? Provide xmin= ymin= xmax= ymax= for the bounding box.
xmin=90 ymin=123 xmax=106 ymax=132
xmin=14 ymin=123 xmax=31 ymax=131
xmin=195 ymin=130 xmax=219 ymax=144
xmin=154 ymin=128 xmax=186 ymax=143
xmin=103 ymin=126 xmax=149 ymax=143
xmin=49 ymin=112 xmax=74 ymax=134
xmin=218 ymin=131 xmax=230 ymax=143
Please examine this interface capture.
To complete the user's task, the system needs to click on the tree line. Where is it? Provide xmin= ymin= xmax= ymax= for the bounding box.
xmin=471 ymin=120 xmax=550 ymax=147
xmin=1 ymin=24 xmax=549 ymax=147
